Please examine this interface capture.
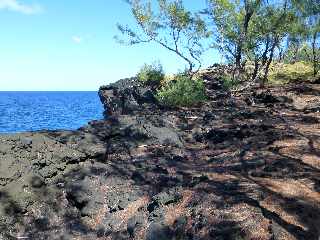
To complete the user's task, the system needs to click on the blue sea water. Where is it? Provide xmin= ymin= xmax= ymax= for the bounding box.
xmin=0 ymin=92 xmax=104 ymax=133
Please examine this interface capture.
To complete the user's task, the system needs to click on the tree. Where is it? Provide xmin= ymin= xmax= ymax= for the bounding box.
xmin=259 ymin=0 xmax=296 ymax=84
xmin=310 ymin=22 xmax=320 ymax=76
xmin=302 ymin=0 xmax=320 ymax=76
xmin=283 ymin=0 xmax=320 ymax=76
xmin=115 ymin=0 xmax=211 ymax=74
xmin=117 ymin=0 xmax=319 ymax=85
xmin=206 ymin=0 xmax=262 ymax=72
xmin=207 ymin=0 xmax=305 ymax=84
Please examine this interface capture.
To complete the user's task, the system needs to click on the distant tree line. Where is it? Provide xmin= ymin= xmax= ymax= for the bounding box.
xmin=116 ymin=0 xmax=320 ymax=84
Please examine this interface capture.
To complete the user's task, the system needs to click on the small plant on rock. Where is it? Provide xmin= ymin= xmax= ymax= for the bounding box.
xmin=137 ymin=62 xmax=164 ymax=89
xmin=156 ymin=73 xmax=207 ymax=107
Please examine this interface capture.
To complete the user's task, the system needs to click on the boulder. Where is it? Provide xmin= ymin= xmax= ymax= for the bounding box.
xmin=98 ymin=77 xmax=157 ymax=117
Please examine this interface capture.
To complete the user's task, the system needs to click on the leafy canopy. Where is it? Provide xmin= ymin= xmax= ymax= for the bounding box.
xmin=116 ymin=0 xmax=211 ymax=73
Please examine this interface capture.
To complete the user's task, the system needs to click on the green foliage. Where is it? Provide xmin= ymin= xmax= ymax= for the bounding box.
xmin=116 ymin=0 xmax=211 ymax=73
xmin=207 ymin=0 xmax=264 ymax=63
xmin=220 ymin=74 xmax=241 ymax=89
xmin=207 ymin=0 xmax=242 ymax=63
xmin=156 ymin=74 xmax=207 ymax=107
xmin=284 ymin=43 xmax=319 ymax=63
xmin=268 ymin=62 xmax=316 ymax=84
xmin=117 ymin=0 xmax=320 ymax=85
xmin=207 ymin=0 xmax=320 ymax=82
xmin=137 ymin=62 xmax=164 ymax=88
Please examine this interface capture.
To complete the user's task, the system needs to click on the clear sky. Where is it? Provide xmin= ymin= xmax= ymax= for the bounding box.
xmin=0 ymin=0 xmax=219 ymax=91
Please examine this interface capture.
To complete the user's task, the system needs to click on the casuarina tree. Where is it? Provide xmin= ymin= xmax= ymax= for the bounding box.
xmin=115 ymin=0 xmax=211 ymax=74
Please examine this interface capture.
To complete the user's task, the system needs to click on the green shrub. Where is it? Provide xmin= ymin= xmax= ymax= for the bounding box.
xmin=283 ymin=44 xmax=319 ymax=64
xmin=220 ymin=74 xmax=241 ymax=89
xmin=268 ymin=61 xmax=315 ymax=85
xmin=156 ymin=74 xmax=207 ymax=107
xmin=137 ymin=62 xmax=164 ymax=88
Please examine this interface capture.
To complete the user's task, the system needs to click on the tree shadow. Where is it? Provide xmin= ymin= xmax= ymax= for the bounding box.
xmin=1 ymin=83 xmax=320 ymax=239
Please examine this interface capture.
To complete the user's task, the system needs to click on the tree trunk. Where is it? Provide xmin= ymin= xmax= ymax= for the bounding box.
xmin=155 ymin=39 xmax=194 ymax=74
xmin=292 ymin=44 xmax=299 ymax=63
xmin=312 ymin=31 xmax=318 ymax=77
xmin=263 ymin=37 xmax=278 ymax=86
xmin=252 ymin=38 xmax=270 ymax=83
xmin=235 ymin=45 xmax=242 ymax=70
xmin=262 ymin=38 xmax=270 ymax=67
xmin=235 ymin=0 xmax=254 ymax=71
xmin=251 ymin=58 xmax=260 ymax=82
xmin=278 ymin=46 xmax=284 ymax=62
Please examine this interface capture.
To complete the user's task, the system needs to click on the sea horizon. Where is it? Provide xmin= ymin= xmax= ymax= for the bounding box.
xmin=0 ymin=91 xmax=103 ymax=133
xmin=0 ymin=90 xmax=99 ymax=92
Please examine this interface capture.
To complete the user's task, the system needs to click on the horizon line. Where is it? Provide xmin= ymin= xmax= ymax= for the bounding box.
xmin=0 ymin=90 xmax=99 ymax=92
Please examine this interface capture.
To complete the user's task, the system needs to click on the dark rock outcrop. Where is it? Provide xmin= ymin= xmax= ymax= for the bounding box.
xmin=1 ymin=73 xmax=320 ymax=240
xmin=98 ymin=77 xmax=157 ymax=117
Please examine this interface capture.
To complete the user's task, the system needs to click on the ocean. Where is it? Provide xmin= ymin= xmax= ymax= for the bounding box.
xmin=0 ymin=91 xmax=103 ymax=133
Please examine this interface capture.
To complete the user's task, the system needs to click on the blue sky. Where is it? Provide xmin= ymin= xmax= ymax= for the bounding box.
xmin=0 ymin=0 xmax=219 ymax=91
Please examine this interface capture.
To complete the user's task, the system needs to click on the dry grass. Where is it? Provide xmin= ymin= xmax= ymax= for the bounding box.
xmin=164 ymin=190 xmax=194 ymax=226
xmin=113 ymin=196 xmax=149 ymax=230
xmin=254 ymin=178 xmax=320 ymax=206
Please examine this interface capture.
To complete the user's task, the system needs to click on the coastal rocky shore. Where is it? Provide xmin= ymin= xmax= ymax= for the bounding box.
xmin=1 ymin=68 xmax=320 ymax=240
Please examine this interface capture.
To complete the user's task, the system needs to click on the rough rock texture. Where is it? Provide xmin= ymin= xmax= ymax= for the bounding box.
xmin=98 ymin=77 xmax=157 ymax=117
xmin=1 ymin=74 xmax=320 ymax=239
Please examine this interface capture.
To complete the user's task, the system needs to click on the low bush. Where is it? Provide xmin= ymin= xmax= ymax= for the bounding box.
xmin=220 ymin=74 xmax=241 ymax=89
xmin=156 ymin=74 xmax=207 ymax=107
xmin=268 ymin=61 xmax=316 ymax=84
xmin=137 ymin=62 xmax=164 ymax=88
xmin=161 ymin=73 xmax=176 ymax=86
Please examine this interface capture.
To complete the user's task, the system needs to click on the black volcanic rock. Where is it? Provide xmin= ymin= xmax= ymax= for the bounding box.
xmin=1 ymin=72 xmax=320 ymax=240
xmin=98 ymin=77 xmax=157 ymax=117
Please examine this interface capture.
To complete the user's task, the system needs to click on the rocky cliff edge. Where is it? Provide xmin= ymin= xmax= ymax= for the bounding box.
xmin=1 ymin=68 xmax=320 ymax=240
